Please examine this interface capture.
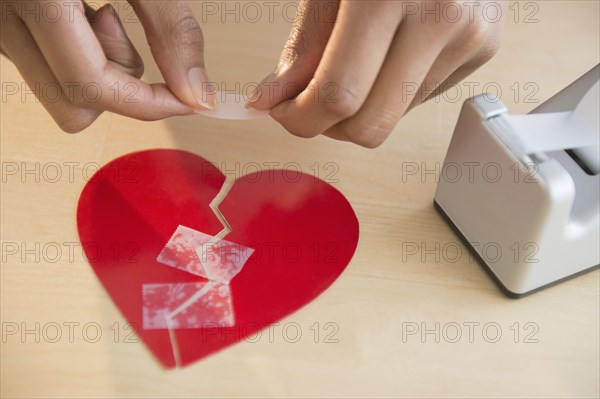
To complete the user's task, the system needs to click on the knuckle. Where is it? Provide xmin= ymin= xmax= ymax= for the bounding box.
xmin=269 ymin=109 xmax=320 ymax=139
xmin=282 ymin=122 xmax=320 ymax=139
xmin=322 ymin=84 xmax=363 ymax=118
xmin=463 ymin=19 xmax=492 ymax=45
xmin=145 ymin=3 xmax=204 ymax=55
xmin=351 ymin=132 xmax=387 ymax=149
xmin=67 ymin=80 xmax=104 ymax=108
xmin=290 ymin=129 xmax=320 ymax=139
xmin=344 ymin=112 xmax=398 ymax=148
xmin=165 ymin=8 xmax=204 ymax=50
xmin=475 ymin=34 xmax=502 ymax=64
xmin=68 ymin=86 xmax=92 ymax=108
xmin=55 ymin=110 xmax=100 ymax=134
xmin=68 ymin=91 xmax=87 ymax=108
xmin=447 ymin=17 xmax=499 ymax=62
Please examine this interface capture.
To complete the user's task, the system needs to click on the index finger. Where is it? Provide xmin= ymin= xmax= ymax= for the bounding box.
xmin=17 ymin=0 xmax=194 ymax=120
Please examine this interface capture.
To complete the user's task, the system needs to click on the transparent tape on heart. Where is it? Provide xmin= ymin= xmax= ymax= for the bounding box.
xmin=143 ymin=225 xmax=254 ymax=330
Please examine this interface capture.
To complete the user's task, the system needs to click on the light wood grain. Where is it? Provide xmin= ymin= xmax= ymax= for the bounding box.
xmin=1 ymin=1 xmax=599 ymax=398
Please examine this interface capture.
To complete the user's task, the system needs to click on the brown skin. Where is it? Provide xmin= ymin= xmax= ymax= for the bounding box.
xmin=1 ymin=0 xmax=504 ymax=145
xmin=249 ymin=0 xmax=506 ymax=148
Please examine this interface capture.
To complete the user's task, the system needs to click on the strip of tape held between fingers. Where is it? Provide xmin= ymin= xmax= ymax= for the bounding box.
xmin=194 ymin=91 xmax=269 ymax=120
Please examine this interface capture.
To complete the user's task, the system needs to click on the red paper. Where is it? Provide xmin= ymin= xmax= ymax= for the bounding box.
xmin=77 ymin=149 xmax=359 ymax=369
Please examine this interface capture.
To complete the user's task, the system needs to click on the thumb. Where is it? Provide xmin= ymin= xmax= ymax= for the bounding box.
xmin=247 ymin=0 xmax=339 ymax=110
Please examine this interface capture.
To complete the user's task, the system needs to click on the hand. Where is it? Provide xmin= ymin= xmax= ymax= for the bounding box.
xmin=248 ymin=0 xmax=506 ymax=148
xmin=0 ymin=0 xmax=215 ymax=132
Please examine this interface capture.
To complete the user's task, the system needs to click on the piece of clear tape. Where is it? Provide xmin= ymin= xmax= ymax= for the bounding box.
xmin=142 ymin=281 xmax=234 ymax=330
xmin=504 ymin=80 xmax=599 ymax=154
xmin=143 ymin=225 xmax=254 ymax=331
xmin=156 ymin=225 xmax=254 ymax=283
xmin=194 ymin=91 xmax=268 ymax=120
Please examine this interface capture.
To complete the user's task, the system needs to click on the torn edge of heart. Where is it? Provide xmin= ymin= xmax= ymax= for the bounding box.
xmin=144 ymin=175 xmax=255 ymax=368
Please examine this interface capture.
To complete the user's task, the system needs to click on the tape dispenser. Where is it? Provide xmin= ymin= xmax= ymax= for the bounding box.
xmin=434 ymin=65 xmax=599 ymax=297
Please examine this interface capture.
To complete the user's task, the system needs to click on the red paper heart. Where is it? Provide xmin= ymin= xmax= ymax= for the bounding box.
xmin=77 ymin=149 xmax=359 ymax=369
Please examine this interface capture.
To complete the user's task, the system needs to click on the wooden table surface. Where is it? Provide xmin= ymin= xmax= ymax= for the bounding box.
xmin=1 ymin=1 xmax=599 ymax=397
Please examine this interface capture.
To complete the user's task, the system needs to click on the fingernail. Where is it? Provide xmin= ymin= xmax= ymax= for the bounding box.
xmin=245 ymin=72 xmax=277 ymax=109
xmin=244 ymin=91 xmax=260 ymax=110
xmin=244 ymin=87 xmax=261 ymax=109
xmin=188 ymin=67 xmax=217 ymax=110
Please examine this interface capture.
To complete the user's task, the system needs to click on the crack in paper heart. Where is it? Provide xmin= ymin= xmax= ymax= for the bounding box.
xmin=145 ymin=176 xmax=254 ymax=367
xmin=78 ymin=149 xmax=360 ymax=369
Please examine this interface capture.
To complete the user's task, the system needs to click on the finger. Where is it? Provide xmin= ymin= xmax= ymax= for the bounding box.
xmin=1 ymin=13 xmax=101 ymax=133
xmin=82 ymin=0 xmax=96 ymax=18
xmin=17 ymin=1 xmax=193 ymax=121
xmin=419 ymin=22 xmax=504 ymax=105
xmin=129 ymin=0 xmax=215 ymax=109
xmin=269 ymin=1 xmax=401 ymax=138
xmin=248 ymin=0 xmax=339 ymax=109
xmin=89 ymin=4 xmax=144 ymax=78
xmin=322 ymin=20 xmax=446 ymax=147
xmin=325 ymin=2 xmax=506 ymax=148
xmin=415 ymin=59 xmax=484 ymax=109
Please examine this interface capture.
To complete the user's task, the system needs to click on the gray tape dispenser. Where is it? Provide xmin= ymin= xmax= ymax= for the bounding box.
xmin=434 ymin=65 xmax=600 ymax=297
